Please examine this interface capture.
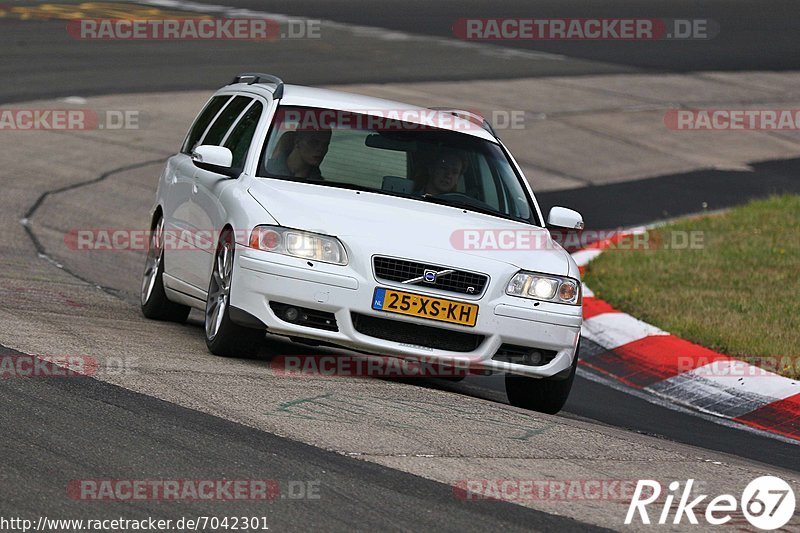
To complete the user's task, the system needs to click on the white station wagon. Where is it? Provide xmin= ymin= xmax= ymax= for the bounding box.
xmin=141 ymin=73 xmax=585 ymax=413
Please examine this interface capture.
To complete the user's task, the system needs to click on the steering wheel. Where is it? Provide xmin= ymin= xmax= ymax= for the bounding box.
xmin=430 ymin=192 xmax=495 ymax=211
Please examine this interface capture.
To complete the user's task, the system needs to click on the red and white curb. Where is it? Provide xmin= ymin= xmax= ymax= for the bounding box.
xmin=571 ymin=231 xmax=800 ymax=442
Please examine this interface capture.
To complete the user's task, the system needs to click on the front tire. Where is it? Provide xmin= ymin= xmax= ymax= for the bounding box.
xmin=505 ymin=345 xmax=579 ymax=414
xmin=140 ymin=216 xmax=191 ymax=322
xmin=204 ymin=230 xmax=263 ymax=357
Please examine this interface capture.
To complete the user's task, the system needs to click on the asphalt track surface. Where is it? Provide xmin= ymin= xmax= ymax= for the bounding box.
xmin=2 ymin=0 xmax=800 ymax=529
xmin=197 ymin=0 xmax=800 ymax=72
xmin=0 ymin=0 xmax=628 ymax=103
xmin=4 ymin=0 xmax=800 ymax=102
xmin=0 ymin=345 xmax=603 ymax=531
xmin=539 ymin=157 xmax=800 ymax=230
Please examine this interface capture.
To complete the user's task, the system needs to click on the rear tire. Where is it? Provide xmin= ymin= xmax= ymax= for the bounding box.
xmin=204 ymin=229 xmax=263 ymax=357
xmin=505 ymin=344 xmax=579 ymax=414
xmin=140 ymin=216 xmax=191 ymax=322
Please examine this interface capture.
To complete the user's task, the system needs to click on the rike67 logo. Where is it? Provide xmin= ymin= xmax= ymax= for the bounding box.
xmin=626 ymin=476 xmax=796 ymax=530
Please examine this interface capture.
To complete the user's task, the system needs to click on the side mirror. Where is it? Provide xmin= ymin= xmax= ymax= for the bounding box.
xmin=191 ymin=145 xmax=239 ymax=178
xmin=548 ymin=206 xmax=584 ymax=229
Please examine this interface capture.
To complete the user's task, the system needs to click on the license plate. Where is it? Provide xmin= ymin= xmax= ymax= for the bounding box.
xmin=371 ymin=288 xmax=478 ymax=327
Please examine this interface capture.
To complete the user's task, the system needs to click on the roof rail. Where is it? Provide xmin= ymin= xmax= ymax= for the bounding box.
xmin=230 ymin=73 xmax=285 ymax=99
xmin=429 ymin=107 xmax=497 ymax=137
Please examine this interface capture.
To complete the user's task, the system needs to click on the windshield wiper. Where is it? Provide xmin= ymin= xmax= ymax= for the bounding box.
xmin=418 ymin=194 xmax=510 ymax=220
xmin=317 ymin=181 xmax=378 ymax=193
xmin=261 ymin=175 xmax=376 ymax=191
xmin=315 ymin=181 xmax=416 ymax=200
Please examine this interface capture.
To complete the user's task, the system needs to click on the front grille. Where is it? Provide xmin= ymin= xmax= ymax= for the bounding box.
xmin=492 ymin=344 xmax=557 ymax=367
xmin=351 ymin=313 xmax=484 ymax=352
xmin=373 ymin=256 xmax=488 ymax=296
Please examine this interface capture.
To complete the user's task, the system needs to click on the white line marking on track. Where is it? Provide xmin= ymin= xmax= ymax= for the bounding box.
xmin=688 ymin=360 xmax=799 ymax=401
xmin=572 ymin=248 xmax=602 ymax=267
xmin=582 ymin=312 xmax=668 ymax=350
xmin=576 ymin=367 xmax=800 ymax=446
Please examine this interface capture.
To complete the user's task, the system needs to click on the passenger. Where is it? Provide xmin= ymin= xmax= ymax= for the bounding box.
xmin=419 ymin=149 xmax=467 ymax=195
xmin=267 ymin=128 xmax=331 ymax=180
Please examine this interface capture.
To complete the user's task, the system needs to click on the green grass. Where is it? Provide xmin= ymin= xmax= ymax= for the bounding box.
xmin=584 ymin=194 xmax=800 ymax=379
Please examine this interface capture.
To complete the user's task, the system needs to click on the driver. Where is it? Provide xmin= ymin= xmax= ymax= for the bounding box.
xmin=267 ymin=128 xmax=331 ymax=180
xmin=421 ymin=149 xmax=466 ymax=195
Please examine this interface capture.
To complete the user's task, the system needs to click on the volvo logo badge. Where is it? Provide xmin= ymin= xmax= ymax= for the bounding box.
xmin=401 ymin=268 xmax=455 ymax=286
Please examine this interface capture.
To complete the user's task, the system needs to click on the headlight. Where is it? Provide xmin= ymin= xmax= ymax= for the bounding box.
xmin=249 ymin=225 xmax=347 ymax=265
xmin=506 ymin=271 xmax=581 ymax=305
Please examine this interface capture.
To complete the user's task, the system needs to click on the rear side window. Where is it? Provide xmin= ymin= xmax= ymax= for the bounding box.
xmin=224 ymin=101 xmax=264 ymax=169
xmin=201 ymin=96 xmax=252 ymax=146
xmin=181 ymin=95 xmax=230 ymax=154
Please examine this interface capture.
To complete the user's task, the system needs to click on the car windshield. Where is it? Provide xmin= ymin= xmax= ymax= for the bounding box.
xmin=258 ymin=106 xmax=538 ymax=224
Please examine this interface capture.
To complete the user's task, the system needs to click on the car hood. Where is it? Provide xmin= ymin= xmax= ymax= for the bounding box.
xmin=248 ymin=179 xmax=572 ymax=275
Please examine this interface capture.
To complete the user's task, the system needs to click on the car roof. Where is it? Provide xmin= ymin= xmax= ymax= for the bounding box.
xmin=223 ymin=82 xmax=498 ymax=142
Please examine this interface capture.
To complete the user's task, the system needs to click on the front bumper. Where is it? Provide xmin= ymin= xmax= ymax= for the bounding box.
xmin=230 ymin=247 xmax=582 ymax=378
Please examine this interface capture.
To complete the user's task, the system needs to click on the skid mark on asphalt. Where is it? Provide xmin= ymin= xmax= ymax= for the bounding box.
xmin=22 ymin=158 xmax=166 ymax=299
xmin=268 ymin=392 xmax=553 ymax=440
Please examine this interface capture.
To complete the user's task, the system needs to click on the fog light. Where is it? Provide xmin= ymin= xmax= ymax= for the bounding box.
xmin=284 ymin=307 xmax=300 ymax=322
xmin=523 ymin=351 xmax=543 ymax=366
